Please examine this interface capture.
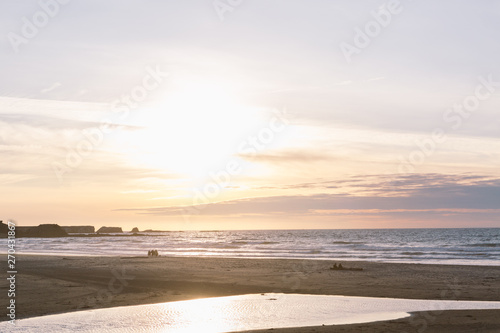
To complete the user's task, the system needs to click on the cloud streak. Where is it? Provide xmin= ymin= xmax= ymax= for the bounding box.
xmin=117 ymin=174 xmax=500 ymax=224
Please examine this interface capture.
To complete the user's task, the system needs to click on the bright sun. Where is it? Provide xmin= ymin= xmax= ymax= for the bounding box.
xmin=122 ymin=79 xmax=265 ymax=179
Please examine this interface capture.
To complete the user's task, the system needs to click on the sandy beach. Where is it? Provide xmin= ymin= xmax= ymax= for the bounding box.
xmin=2 ymin=255 xmax=500 ymax=332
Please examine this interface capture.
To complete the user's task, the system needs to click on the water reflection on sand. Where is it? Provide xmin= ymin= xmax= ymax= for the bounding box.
xmin=4 ymin=293 xmax=500 ymax=333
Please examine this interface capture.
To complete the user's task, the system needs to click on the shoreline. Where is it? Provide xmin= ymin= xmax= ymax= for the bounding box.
xmin=239 ymin=309 xmax=500 ymax=333
xmin=2 ymin=255 xmax=499 ymax=331
xmin=2 ymin=252 xmax=499 ymax=267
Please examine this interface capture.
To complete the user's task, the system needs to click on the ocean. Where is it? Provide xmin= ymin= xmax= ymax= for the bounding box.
xmin=4 ymin=228 xmax=500 ymax=266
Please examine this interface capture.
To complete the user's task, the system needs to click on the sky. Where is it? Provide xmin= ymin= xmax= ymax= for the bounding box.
xmin=1 ymin=0 xmax=499 ymax=230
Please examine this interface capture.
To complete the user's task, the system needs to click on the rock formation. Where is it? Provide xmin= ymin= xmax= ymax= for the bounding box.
xmin=96 ymin=226 xmax=123 ymax=233
xmin=0 ymin=220 xmax=9 ymax=236
xmin=17 ymin=224 xmax=68 ymax=238
xmin=61 ymin=226 xmax=95 ymax=234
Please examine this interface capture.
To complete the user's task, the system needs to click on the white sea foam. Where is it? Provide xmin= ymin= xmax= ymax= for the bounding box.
xmin=3 ymin=293 xmax=500 ymax=332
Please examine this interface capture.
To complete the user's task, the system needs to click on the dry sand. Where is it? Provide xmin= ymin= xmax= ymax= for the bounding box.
xmin=2 ymin=255 xmax=500 ymax=332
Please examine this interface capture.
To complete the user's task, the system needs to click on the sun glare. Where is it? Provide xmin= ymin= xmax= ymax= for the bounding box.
xmin=158 ymin=297 xmax=236 ymax=333
xmin=124 ymin=79 xmax=265 ymax=179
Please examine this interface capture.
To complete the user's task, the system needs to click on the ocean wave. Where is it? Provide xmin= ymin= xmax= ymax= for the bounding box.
xmin=468 ymin=243 xmax=499 ymax=248
xmin=332 ymin=241 xmax=362 ymax=245
xmin=401 ymin=252 xmax=425 ymax=255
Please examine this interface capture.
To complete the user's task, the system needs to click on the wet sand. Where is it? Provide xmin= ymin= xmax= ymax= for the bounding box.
xmin=2 ymin=255 xmax=499 ymax=332
xmin=240 ymin=310 xmax=500 ymax=333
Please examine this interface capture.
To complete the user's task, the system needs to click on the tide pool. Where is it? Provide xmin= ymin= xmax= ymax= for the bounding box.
xmin=3 ymin=293 xmax=500 ymax=332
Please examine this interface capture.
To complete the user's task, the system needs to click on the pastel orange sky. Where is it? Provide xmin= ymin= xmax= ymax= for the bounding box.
xmin=1 ymin=1 xmax=499 ymax=230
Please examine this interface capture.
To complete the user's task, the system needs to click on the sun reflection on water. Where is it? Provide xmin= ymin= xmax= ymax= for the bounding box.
xmin=3 ymin=294 xmax=500 ymax=333
xmin=157 ymin=297 xmax=238 ymax=333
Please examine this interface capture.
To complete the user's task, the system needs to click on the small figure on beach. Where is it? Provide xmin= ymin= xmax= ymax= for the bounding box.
xmin=148 ymin=250 xmax=159 ymax=257
xmin=330 ymin=263 xmax=341 ymax=270
xmin=329 ymin=263 xmax=363 ymax=271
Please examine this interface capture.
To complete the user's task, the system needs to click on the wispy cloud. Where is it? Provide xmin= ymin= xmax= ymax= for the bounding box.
xmin=239 ymin=150 xmax=334 ymax=164
xmin=0 ymin=113 xmax=136 ymax=131
xmin=116 ymin=174 xmax=500 ymax=222
xmin=40 ymin=82 xmax=62 ymax=94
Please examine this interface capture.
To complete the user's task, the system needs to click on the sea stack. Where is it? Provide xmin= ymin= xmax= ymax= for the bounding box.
xmin=17 ymin=224 xmax=68 ymax=238
xmin=0 ymin=220 xmax=8 ymax=236
xmin=61 ymin=226 xmax=95 ymax=234
xmin=97 ymin=226 xmax=123 ymax=234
